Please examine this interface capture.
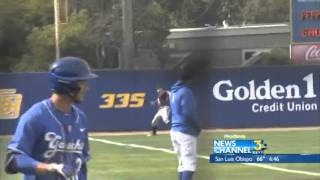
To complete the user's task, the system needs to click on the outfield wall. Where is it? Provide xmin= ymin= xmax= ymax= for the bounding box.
xmin=1 ymin=66 xmax=320 ymax=135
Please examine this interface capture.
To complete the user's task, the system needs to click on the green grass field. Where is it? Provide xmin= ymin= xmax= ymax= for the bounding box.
xmin=1 ymin=128 xmax=320 ymax=180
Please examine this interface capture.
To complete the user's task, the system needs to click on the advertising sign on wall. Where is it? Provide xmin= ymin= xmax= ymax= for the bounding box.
xmin=1 ymin=67 xmax=320 ymax=135
xmin=291 ymin=0 xmax=320 ymax=43
xmin=291 ymin=44 xmax=320 ymax=63
xmin=209 ymin=66 xmax=320 ymax=128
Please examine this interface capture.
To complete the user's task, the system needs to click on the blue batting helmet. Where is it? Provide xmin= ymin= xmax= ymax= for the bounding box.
xmin=49 ymin=57 xmax=98 ymax=97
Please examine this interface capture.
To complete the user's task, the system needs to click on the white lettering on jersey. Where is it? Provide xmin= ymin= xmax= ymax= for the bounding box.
xmin=43 ymin=132 xmax=84 ymax=159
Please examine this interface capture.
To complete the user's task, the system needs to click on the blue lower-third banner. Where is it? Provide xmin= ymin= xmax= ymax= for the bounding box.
xmin=210 ymin=154 xmax=320 ymax=163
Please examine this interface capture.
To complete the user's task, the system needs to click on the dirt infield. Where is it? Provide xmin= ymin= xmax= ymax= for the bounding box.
xmin=89 ymin=126 xmax=320 ymax=136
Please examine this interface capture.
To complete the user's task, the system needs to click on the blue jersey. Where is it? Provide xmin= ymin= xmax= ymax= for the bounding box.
xmin=170 ymin=80 xmax=201 ymax=136
xmin=8 ymin=99 xmax=89 ymax=180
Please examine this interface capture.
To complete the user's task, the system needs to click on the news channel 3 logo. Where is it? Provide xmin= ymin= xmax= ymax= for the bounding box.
xmin=213 ymin=135 xmax=268 ymax=154
xmin=0 ymin=89 xmax=22 ymax=119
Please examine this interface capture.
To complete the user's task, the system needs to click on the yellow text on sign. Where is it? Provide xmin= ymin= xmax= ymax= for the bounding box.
xmin=0 ymin=89 xmax=23 ymax=119
xmin=99 ymin=93 xmax=145 ymax=109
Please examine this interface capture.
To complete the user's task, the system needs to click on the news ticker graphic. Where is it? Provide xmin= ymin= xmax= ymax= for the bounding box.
xmin=212 ymin=139 xmax=267 ymax=154
xmin=210 ymin=154 xmax=320 ymax=163
xmin=209 ymin=139 xmax=320 ymax=163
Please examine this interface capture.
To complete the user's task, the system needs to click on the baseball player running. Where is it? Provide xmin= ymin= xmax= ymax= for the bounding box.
xmin=5 ymin=57 xmax=97 ymax=180
xmin=148 ymin=88 xmax=171 ymax=136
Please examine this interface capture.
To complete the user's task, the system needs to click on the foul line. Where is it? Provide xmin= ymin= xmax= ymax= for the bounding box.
xmin=89 ymin=137 xmax=320 ymax=177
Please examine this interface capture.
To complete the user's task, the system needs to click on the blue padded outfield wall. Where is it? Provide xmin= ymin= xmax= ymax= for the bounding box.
xmin=1 ymin=66 xmax=320 ymax=135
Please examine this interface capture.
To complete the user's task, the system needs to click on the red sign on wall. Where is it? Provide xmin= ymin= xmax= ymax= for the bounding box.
xmin=291 ymin=44 xmax=320 ymax=63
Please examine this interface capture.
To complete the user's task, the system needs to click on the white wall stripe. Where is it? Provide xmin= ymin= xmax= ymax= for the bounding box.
xmin=89 ymin=137 xmax=320 ymax=177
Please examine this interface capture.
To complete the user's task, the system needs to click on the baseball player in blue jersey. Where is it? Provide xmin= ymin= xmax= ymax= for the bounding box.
xmin=170 ymin=60 xmax=204 ymax=180
xmin=5 ymin=57 xmax=97 ymax=180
